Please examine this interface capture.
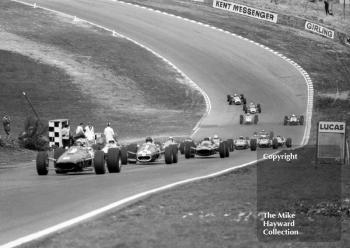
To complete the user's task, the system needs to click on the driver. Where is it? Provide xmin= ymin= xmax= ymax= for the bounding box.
xmin=212 ymin=134 xmax=220 ymax=145
xmin=145 ymin=137 xmax=153 ymax=144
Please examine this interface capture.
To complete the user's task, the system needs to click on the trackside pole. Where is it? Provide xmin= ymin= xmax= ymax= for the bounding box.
xmin=22 ymin=92 xmax=40 ymax=121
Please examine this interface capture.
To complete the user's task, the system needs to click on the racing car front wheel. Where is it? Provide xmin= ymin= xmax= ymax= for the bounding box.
xmin=94 ymin=151 xmax=106 ymax=174
xmin=184 ymin=143 xmax=192 ymax=159
xmin=272 ymin=138 xmax=278 ymax=149
xmin=250 ymin=139 xmax=257 ymax=151
xmin=36 ymin=151 xmax=49 ymax=176
xmin=225 ymin=141 xmax=230 ymax=157
xmin=172 ymin=145 xmax=178 ymax=163
xmin=286 ymin=138 xmax=292 ymax=148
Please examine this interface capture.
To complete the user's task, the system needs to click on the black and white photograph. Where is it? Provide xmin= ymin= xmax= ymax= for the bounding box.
xmin=0 ymin=0 xmax=349 ymax=247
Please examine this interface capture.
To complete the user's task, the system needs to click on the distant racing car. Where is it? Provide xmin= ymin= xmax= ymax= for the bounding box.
xmin=250 ymin=130 xmax=292 ymax=150
xmin=284 ymin=114 xmax=304 ymax=126
xmin=240 ymin=113 xmax=258 ymax=125
xmin=243 ymin=102 xmax=261 ymax=114
xmin=233 ymin=136 xmax=250 ymax=150
xmin=227 ymin=93 xmax=246 ymax=105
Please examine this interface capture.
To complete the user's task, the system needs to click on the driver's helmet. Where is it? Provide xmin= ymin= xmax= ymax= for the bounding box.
xmin=145 ymin=137 xmax=153 ymax=143
xmin=203 ymin=137 xmax=210 ymax=141
xmin=250 ymin=102 xmax=254 ymax=105
xmin=168 ymin=136 xmax=174 ymax=142
xmin=213 ymin=134 xmax=219 ymax=139
xmin=75 ymin=138 xmax=85 ymax=146
xmin=233 ymin=93 xmax=238 ymax=96
xmin=291 ymin=114 xmax=296 ymax=117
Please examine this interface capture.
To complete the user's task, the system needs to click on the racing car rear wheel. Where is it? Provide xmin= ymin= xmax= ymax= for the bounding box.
xmin=254 ymin=115 xmax=259 ymax=124
xmin=239 ymin=115 xmax=243 ymax=125
xmin=257 ymin=104 xmax=261 ymax=113
xmin=243 ymin=104 xmax=247 ymax=112
xmin=179 ymin=142 xmax=185 ymax=154
xmin=107 ymin=148 xmax=121 ymax=173
xmin=219 ymin=142 xmax=226 ymax=158
xmin=299 ymin=115 xmax=304 ymax=125
xmin=227 ymin=139 xmax=234 ymax=152
xmin=225 ymin=141 xmax=230 ymax=157
xmin=120 ymin=147 xmax=128 ymax=165
xmin=36 ymin=151 xmax=49 ymax=175
xmin=286 ymin=138 xmax=292 ymax=148
xmin=164 ymin=146 xmax=173 ymax=164
xmin=184 ymin=143 xmax=192 ymax=159
xmin=250 ymin=139 xmax=257 ymax=151
xmin=94 ymin=150 xmax=106 ymax=174
xmin=272 ymin=138 xmax=278 ymax=149
xmin=172 ymin=145 xmax=178 ymax=163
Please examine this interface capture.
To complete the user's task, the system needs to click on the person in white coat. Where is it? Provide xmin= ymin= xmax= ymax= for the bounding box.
xmin=104 ymin=122 xmax=116 ymax=143
xmin=85 ymin=122 xmax=95 ymax=144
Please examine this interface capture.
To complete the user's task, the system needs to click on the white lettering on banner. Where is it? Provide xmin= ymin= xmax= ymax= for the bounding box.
xmin=318 ymin=121 xmax=346 ymax=133
xmin=213 ymin=0 xmax=278 ymax=23
xmin=305 ymin=21 xmax=334 ymax=39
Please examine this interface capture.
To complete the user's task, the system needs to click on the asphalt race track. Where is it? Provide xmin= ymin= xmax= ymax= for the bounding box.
xmin=0 ymin=0 xmax=308 ymax=245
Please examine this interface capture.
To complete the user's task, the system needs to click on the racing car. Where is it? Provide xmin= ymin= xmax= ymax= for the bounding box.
xmin=126 ymin=137 xmax=178 ymax=164
xmin=227 ymin=93 xmax=246 ymax=105
xmin=250 ymin=130 xmax=292 ymax=150
xmin=283 ymin=114 xmax=304 ymax=126
xmin=243 ymin=102 xmax=261 ymax=114
xmin=179 ymin=137 xmax=195 ymax=155
xmin=233 ymin=136 xmax=250 ymax=150
xmin=240 ymin=113 xmax=258 ymax=125
xmin=184 ymin=136 xmax=230 ymax=159
xmin=36 ymin=138 xmax=126 ymax=175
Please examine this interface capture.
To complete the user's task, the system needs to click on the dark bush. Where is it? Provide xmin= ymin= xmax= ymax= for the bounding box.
xmin=18 ymin=116 xmax=49 ymax=151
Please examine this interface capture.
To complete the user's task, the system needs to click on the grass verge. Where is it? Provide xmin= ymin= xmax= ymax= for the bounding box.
xmin=0 ymin=0 xmax=206 ymax=164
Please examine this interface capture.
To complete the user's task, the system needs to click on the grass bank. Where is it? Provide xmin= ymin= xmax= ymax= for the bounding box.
xmin=0 ymin=0 xmax=206 ymax=164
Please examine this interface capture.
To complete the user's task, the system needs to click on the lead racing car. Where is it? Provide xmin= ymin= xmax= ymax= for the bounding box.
xmin=36 ymin=138 xmax=127 ymax=175
xmin=240 ymin=113 xmax=258 ymax=125
xmin=284 ymin=114 xmax=304 ymax=126
xmin=227 ymin=93 xmax=246 ymax=105
xmin=184 ymin=135 xmax=231 ymax=159
xmin=126 ymin=137 xmax=178 ymax=164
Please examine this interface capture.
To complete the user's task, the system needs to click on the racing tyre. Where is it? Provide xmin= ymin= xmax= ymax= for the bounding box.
xmin=229 ymin=100 xmax=233 ymax=105
xmin=164 ymin=146 xmax=173 ymax=164
xmin=184 ymin=142 xmax=192 ymax=159
xmin=227 ymin=95 xmax=231 ymax=102
xmin=254 ymin=115 xmax=259 ymax=124
xmin=227 ymin=139 xmax=234 ymax=152
xmin=126 ymin=143 xmax=138 ymax=164
xmin=94 ymin=150 xmax=106 ymax=174
xmin=284 ymin=116 xmax=288 ymax=125
xmin=300 ymin=115 xmax=304 ymax=125
xmin=239 ymin=115 xmax=243 ymax=124
xmin=257 ymin=104 xmax=261 ymax=113
xmin=286 ymin=138 xmax=292 ymax=148
xmin=36 ymin=151 xmax=49 ymax=175
xmin=272 ymin=138 xmax=278 ymax=149
xmin=120 ymin=147 xmax=128 ymax=165
xmin=219 ymin=142 xmax=226 ymax=158
xmin=107 ymin=148 xmax=121 ymax=173
xmin=172 ymin=145 xmax=178 ymax=163
xmin=250 ymin=139 xmax=257 ymax=151
xmin=179 ymin=142 xmax=185 ymax=154
xmin=225 ymin=141 xmax=230 ymax=157
xmin=243 ymin=104 xmax=247 ymax=112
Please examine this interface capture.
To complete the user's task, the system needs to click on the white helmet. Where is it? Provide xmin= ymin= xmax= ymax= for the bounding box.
xmin=213 ymin=134 xmax=219 ymax=139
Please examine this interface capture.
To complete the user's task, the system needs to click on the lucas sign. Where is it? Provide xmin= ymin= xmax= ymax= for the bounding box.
xmin=317 ymin=121 xmax=346 ymax=163
xmin=213 ymin=0 xmax=278 ymax=23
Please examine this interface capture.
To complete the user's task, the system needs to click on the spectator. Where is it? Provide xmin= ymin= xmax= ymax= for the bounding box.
xmin=61 ymin=123 xmax=71 ymax=148
xmin=324 ymin=0 xmax=329 ymax=15
xmin=85 ymin=122 xmax=95 ymax=144
xmin=104 ymin=122 xmax=116 ymax=143
xmin=75 ymin=122 xmax=85 ymax=139
xmin=2 ymin=114 xmax=11 ymax=139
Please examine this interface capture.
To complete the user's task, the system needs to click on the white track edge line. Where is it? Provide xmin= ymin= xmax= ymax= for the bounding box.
xmin=3 ymin=1 xmax=313 ymax=247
